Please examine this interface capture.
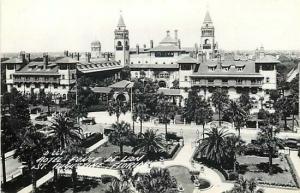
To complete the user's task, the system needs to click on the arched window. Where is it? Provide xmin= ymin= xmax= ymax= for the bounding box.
xmin=204 ymin=39 xmax=210 ymax=44
xmin=117 ymin=41 xmax=122 ymax=46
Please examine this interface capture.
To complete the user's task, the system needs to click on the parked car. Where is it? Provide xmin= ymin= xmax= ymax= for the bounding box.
xmin=81 ymin=117 xmax=96 ymax=125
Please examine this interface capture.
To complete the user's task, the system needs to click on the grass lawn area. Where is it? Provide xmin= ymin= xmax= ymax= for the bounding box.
xmin=168 ymin=166 xmax=195 ymax=193
xmin=237 ymin=155 xmax=297 ymax=187
xmin=89 ymin=142 xmax=133 ymax=160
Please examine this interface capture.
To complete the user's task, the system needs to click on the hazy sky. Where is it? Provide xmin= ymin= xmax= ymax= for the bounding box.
xmin=1 ymin=0 xmax=300 ymax=53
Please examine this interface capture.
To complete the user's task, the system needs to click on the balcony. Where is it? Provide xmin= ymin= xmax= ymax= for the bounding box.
xmin=13 ymin=77 xmax=60 ymax=84
xmin=191 ymin=80 xmax=262 ymax=87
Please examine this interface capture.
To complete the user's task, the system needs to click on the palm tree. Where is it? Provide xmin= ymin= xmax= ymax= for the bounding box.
xmin=50 ymin=113 xmax=83 ymax=149
xmin=133 ymin=103 xmax=147 ymax=134
xmin=224 ymin=176 xmax=260 ymax=193
xmin=257 ymin=125 xmax=282 ymax=175
xmin=135 ymin=167 xmax=176 ymax=193
xmin=132 ymin=130 xmax=165 ymax=158
xmin=108 ymin=99 xmax=128 ymax=123
xmin=225 ymin=100 xmax=248 ymax=139
xmin=225 ymin=135 xmax=244 ymax=172
xmin=109 ymin=121 xmax=133 ymax=156
xmin=14 ymin=126 xmax=47 ymax=193
xmin=156 ymin=94 xmax=177 ymax=140
xmin=105 ymin=179 xmax=133 ymax=193
xmin=194 ymin=98 xmax=213 ymax=139
xmin=198 ymin=127 xmax=229 ymax=165
xmin=274 ymin=96 xmax=293 ymax=130
xmin=211 ymin=88 xmax=229 ymax=126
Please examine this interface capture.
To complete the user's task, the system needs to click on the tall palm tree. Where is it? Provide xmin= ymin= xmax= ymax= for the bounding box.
xmin=225 ymin=135 xmax=244 ymax=172
xmin=198 ymin=127 xmax=230 ymax=165
xmin=132 ymin=130 xmax=165 ymax=158
xmin=194 ymin=98 xmax=213 ymax=139
xmin=108 ymin=99 xmax=128 ymax=123
xmin=14 ymin=126 xmax=47 ymax=193
xmin=225 ymin=100 xmax=248 ymax=139
xmin=156 ymin=94 xmax=177 ymax=140
xmin=50 ymin=113 xmax=83 ymax=149
xmin=257 ymin=126 xmax=282 ymax=175
xmin=109 ymin=121 xmax=133 ymax=156
xmin=133 ymin=103 xmax=147 ymax=134
xmin=211 ymin=88 xmax=229 ymax=126
xmin=105 ymin=179 xmax=133 ymax=193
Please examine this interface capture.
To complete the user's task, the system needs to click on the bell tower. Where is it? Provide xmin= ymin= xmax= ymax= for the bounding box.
xmin=114 ymin=13 xmax=130 ymax=66
xmin=200 ymin=11 xmax=216 ymax=60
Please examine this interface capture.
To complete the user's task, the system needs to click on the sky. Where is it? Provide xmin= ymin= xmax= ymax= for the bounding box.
xmin=1 ymin=0 xmax=300 ymax=53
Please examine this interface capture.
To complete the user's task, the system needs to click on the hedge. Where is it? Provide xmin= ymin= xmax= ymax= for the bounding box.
xmin=285 ymin=155 xmax=300 ymax=188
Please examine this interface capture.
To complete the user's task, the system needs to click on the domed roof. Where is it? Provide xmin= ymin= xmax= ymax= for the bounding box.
xmin=91 ymin=40 xmax=101 ymax=46
xmin=160 ymin=30 xmax=178 ymax=45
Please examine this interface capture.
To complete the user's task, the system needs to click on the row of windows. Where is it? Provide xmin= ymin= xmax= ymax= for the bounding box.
xmin=16 ymin=83 xmax=67 ymax=89
xmin=131 ymin=61 xmax=174 ymax=65
xmin=208 ymin=66 xmax=245 ymax=72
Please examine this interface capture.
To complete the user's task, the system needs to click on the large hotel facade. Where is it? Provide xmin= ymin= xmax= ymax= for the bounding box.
xmin=3 ymin=11 xmax=279 ymax=107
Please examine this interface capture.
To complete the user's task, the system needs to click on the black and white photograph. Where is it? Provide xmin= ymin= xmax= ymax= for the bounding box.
xmin=1 ymin=0 xmax=300 ymax=193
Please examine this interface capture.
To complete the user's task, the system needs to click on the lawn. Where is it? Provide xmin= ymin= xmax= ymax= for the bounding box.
xmin=89 ymin=142 xmax=133 ymax=161
xmin=168 ymin=166 xmax=195 ymax=193
xmin=237 ymin=155 xmax=297 ymax=187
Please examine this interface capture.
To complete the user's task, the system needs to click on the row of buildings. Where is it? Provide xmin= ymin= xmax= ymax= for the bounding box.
xmin=2 ymin=11 xmax=279 ymax=108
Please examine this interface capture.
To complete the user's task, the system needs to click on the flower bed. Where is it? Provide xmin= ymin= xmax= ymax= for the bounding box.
xmin=81 ymin=133 xmax=103 ymax=148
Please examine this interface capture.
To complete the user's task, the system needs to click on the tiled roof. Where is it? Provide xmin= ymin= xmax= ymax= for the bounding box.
xmin=77 ymin=60 xmax=122 ymax=73
xmin=177 ymin=56 xmax=198 ymax=64
xmin=157 ymin=88 xmax=181 ymax=96
xmin=150 ymin=45 xmax=181 ymax=52
xmin=109 ymin=80 xmax=134 ymax=89
xmin=255 ymin=55 xmax=280 ymax=63
xmin=2 ymin=58 xmax=23 ymax=63
xmin=130 ymin=63 xmax=179 ymax=69
xmin=14 ymin=62 xmax=59 ymax=75
xmin=91 ymin=87 xmax=112 ymax=94
xmin=191 ymin=60 xmax=263 ymax=78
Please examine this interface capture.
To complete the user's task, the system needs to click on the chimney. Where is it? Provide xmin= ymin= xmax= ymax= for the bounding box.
xmin=86 ymin=52 xmax=91 ymax=62
xmin=64 ymin=50 xmax=69 ymax=57
xmin=71 ymin=53 xmax=74 ymax=58
xmin=26 ymin=53 xmax=31 ymax=63
xmin=174 ymin=29 xmax=178 ymax=40
xmin=166 ymin=30 xmax=170 ymax=37
xmin=150 ymin=40 xmax=153 ymax=48
xmin=143 ymin=44 xmax=146 ymax=49
xmin=136 ymin=44 xmax=140 ymax=54
xmin=178 ymin=39 xmax=181 ymax=49
xmin=20 ymin=51 xmax=26 ymax=64
xmin=43 ymin=53 xmax=48 ymax=68
xmin=76 ymin=52 xmax=80 ymax=61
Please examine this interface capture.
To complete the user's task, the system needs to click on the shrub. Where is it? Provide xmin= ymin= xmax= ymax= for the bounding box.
xmin=228 ymin=172 xmax=239 ymax=181
xmin=256 ymin=188 xmax=264 ymax=193
xmin=166 ymin=132 xmax=183 ymax=141
xmin=285 ymin=155 xmax=300 ymax=188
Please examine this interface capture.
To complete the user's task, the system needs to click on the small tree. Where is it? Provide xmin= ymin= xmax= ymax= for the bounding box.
xmin=109 ymin=121 xmax=133 ymax=156
xmin=156 ymin=94 xmax=177 ymax=140
xmin=257 ymin=112 xmax=282 ymax=175
xmin=225 ymin=100 xmax=248 ymax=139
xmin=211 ymin=88 xmax=229 ymax=126
xmin=194 ymin=98 xmax=213 ymax=139
xmin=133 ymin=103 xmax=148 ymax=134
xmin=274 ymin=96 xmax=293 ymax=129
xmin=108 ymin=99 xmax=128 ymax=123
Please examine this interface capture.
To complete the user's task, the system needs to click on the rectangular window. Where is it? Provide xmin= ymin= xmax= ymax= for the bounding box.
xmin=54 ymin=84 xmax=58 ymax=89
xmin=44 ymin=84 xmax=48 ymax=88
xmin=266 ymin=77 xmax=270 ymax=83
xmin=184 ymin=76 xmax=188 ymax=81
xmin=62 ymin=75 xmax=65 ymax=79
xmin=9 ymin=74 xmax=12 ymax=79
xmin=59 ymin=64 xmax=68 ymax=70
xmin=7 ymin=64 xmax=14 ymax=70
